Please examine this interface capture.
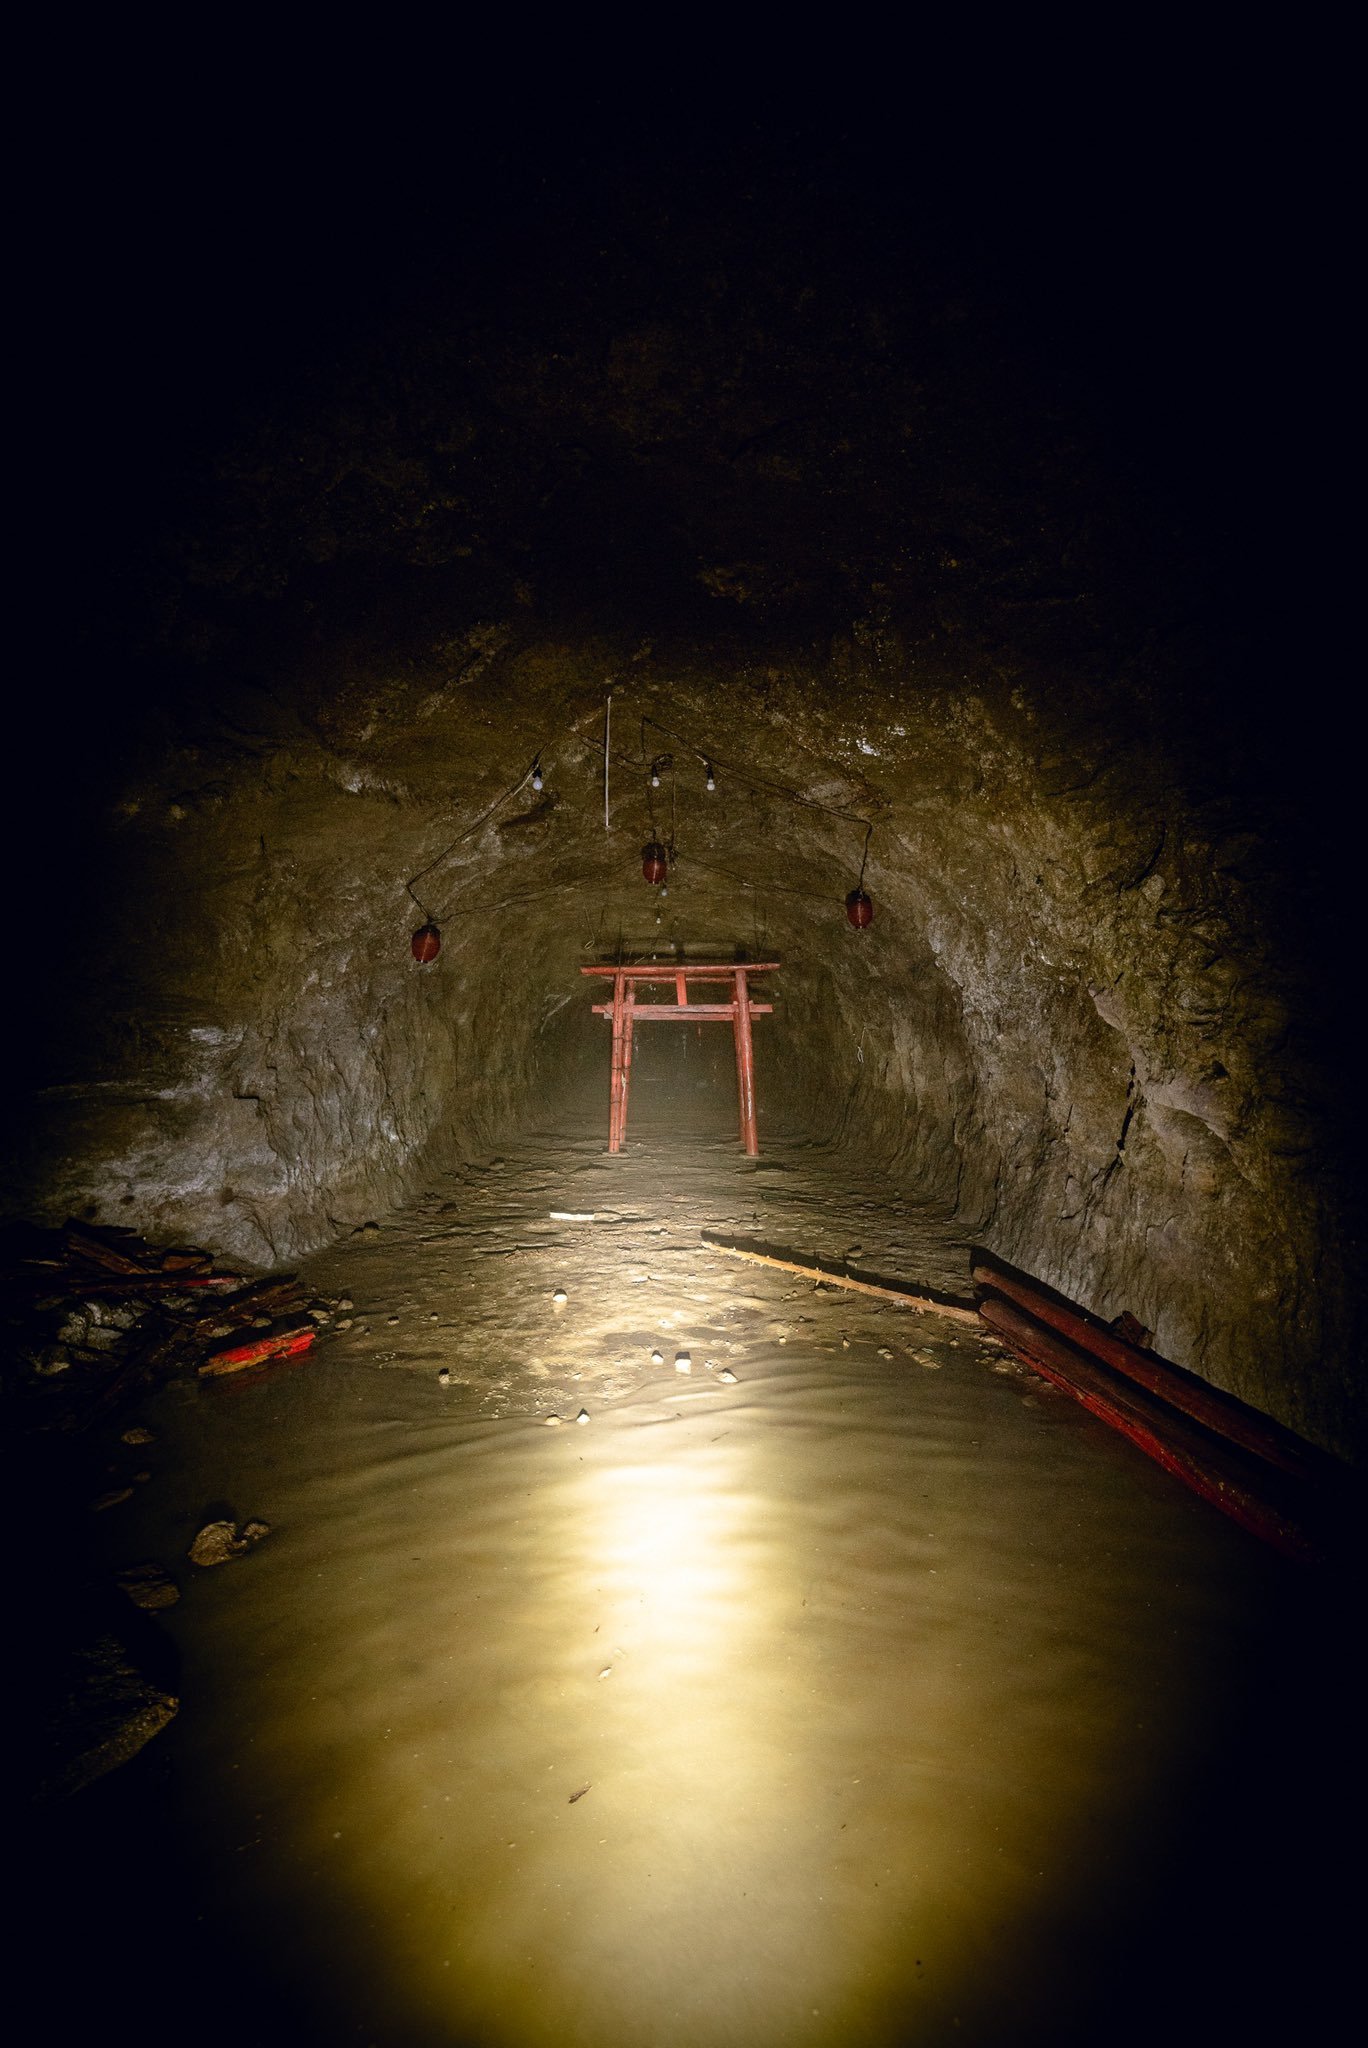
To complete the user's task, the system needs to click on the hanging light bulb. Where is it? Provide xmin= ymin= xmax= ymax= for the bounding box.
xmin=531 ymin=758 xmax=543 ymax=792
xmin=845 ymin=888 xmax=874 ymax=929
xmin=705 ymin=762 xmax=716 ymax=792
xmin=411 ymin=922 xmax=442 ymax=962
xmin=642 ymin=841 xmax=668 ymax=884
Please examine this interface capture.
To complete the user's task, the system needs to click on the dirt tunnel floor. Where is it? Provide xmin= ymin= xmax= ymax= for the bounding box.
xmin=20 ymin=1117 xmax=1358 ymax=2048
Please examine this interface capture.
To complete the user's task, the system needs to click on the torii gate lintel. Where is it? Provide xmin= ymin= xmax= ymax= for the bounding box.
xmin=581 ymin=962 xmax=780 ymax=1156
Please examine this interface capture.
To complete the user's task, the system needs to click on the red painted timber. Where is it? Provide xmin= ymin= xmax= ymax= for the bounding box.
xmin=619 ymin=981 xmax=637 ymax=1148
xmin=733 ymin=966 xmax=759 ymax=1155
xmin=581 ymin=963 xmax=781 ymax=977
xmin=199 ymin=1327 xmax=317 ymax=1377
xmin=979 ymin=1295 xmax=1319 ymax=1563
xmin=608 ymin=972 xmax=627 ymax=1153
xmin=972 ymin=1258 xmax=1323 ymax=1484
xmin=592 ymin=1002 xmax=773 ymax=1019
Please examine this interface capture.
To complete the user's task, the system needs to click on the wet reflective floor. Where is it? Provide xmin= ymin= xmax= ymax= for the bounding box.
xmin=20 ymin=1115 xmax=1358 ymax=2046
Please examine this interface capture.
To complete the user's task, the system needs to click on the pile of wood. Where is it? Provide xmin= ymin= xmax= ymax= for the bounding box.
xmin=972 ymin=1253 xmax=1347 ymax=1563
xmin=2 ymin=1219 xmax=333 ymax=1430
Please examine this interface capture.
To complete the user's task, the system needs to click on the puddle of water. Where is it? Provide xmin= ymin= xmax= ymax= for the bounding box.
xmin=46 ymin=1127 xmax=1353 ymax=2046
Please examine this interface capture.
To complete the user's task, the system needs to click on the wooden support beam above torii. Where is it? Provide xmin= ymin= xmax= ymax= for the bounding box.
xmin=581 ymin=963 xmax=780 ymax=1156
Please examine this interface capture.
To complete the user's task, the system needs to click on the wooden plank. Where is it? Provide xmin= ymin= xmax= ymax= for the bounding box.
xmin=592 ymin=1003 xmax=773 ymax=1019
xmin=582 ymin=963 xmax=780 ymax=977
xmin=608 ymin=971 xmax=626 ymax=1152
xmin=199 ymin=1328 xmax=317 ymax=1377
xmin=619 ymin=980 xmax=636 ymax=1146
xmin=971 ymin=1257 xmax=1328 ymax=1484
xmin=978 ymin=1294 xmax=1323 ymax=1563
xmin=60 ymin=1226 xmax=160 ymax=1277
xmin=700 ymin=1230 xmax=980 ymax=1323
xmin=733 ymin=967 xmax=758 ymax=1155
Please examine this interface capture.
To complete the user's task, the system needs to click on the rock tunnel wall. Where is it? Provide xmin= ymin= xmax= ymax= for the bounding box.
xmin=14 ymin=140 xmax=1358 ymax=1459
xmin=10 ymin=643 xmax=1357 ymax=1459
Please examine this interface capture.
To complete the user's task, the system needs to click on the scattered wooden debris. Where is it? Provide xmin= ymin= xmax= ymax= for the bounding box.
xmin=1 ymin=1218 xmax=339 ymax=1429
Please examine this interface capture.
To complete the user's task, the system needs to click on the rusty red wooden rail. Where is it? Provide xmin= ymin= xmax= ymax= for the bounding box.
xmin=977 ymin=1294 xmax=1323 ymax=1562
xmin=581 ymin=963 xmax=780 ymax=1154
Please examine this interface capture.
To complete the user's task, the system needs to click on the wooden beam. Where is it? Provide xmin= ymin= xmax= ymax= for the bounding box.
xmin=733 ymin=967 xmax=758 ymax=1155
xmin=582 ymin=963 xmax=781 ymax=978
xmin=971 ymin=1256 xmax=1332 ymax=1485
xmin=978 ymin=1294 xmax=1324 ymax=1563
xmin=608 ymin=971 xmax=626 ymax=1152
xmin=700 ymin=1230 xmax=980 ymax=1324
xmin=592 ymin=1002 xmax=773 ymax=1020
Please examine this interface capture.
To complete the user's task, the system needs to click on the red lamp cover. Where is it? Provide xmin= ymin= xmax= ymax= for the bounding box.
xmin=642 ymin=841 xmax=668 ymax=884
xmin=411 ymin=922 xmax=442 ymax=962
xmin=845 ymin=888 xmax=874 ymax=928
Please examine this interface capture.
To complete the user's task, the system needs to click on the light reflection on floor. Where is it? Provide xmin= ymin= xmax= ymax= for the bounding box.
xmin=152 ymin=1337 xmax=1267 ymax=2048
xmin=83 ymin=1125 xmax=1330 ymax=2047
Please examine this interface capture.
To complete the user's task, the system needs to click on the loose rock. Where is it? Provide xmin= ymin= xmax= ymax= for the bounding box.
xmin=675 ymin=1351 xmax=692 ymax=1373
xmin=115 ymin=1562 xmax=180 ymax=1611
xmin=188 ymin=1519 xmax=271 ymax=1567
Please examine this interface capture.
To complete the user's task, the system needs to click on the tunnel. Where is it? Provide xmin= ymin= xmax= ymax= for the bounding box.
xmin=8 ymin=101 xmax=1361 ymax=2048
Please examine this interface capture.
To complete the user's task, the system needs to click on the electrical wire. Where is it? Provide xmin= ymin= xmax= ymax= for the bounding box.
xmin=638 ymin=713 xmax=879 ymax=829
xmin=404 ymin=694 xmax=879 ymax=936
xmin=404 ymin=704 xmax=605 ymax=923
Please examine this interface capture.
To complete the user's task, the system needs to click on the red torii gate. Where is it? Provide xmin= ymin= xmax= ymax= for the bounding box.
xmin=582 ymin=962 xmax=780 ymax=1156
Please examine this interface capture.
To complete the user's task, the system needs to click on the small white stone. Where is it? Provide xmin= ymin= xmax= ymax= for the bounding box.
xmin=675 ymin=1351 xmax=692 ymax=1373
xmin=552 ymin=1289 xmax=568 ymax=1307
xmin=430 ymin=1312 xmax=440 ymax=1321
xmin=717 ymin=1368 xmax=738 ymax=1384
xmin=703 ymin=1359 xmax=716 ymax=1371
xmin=650 ymin=1349 xmax=664 ymax=1366
xmin=437 ymin=1368 xmax=451 ymax=1385
xmin=575 ymin=1408 xmax=590 ymax=1425
xmin=544 ymin=1413 xmax=563 ymax=1426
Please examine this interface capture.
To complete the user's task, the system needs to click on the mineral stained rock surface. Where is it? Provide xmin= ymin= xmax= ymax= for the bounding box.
xmin=10 ymin=152 xmax=1359 ymax=1461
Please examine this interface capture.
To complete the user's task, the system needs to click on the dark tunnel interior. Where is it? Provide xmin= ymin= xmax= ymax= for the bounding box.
xmin=7 ymin=71 xmax=1362 ymax=2048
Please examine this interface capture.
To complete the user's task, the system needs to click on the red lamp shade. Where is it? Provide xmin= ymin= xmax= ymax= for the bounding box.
xmin=411 ymin=922 xmax=442 ymax=963
xmin=845 ymin=888 xmax=874 ymax=928
xmin=642 ymin=841 xmax=668 ymax=885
